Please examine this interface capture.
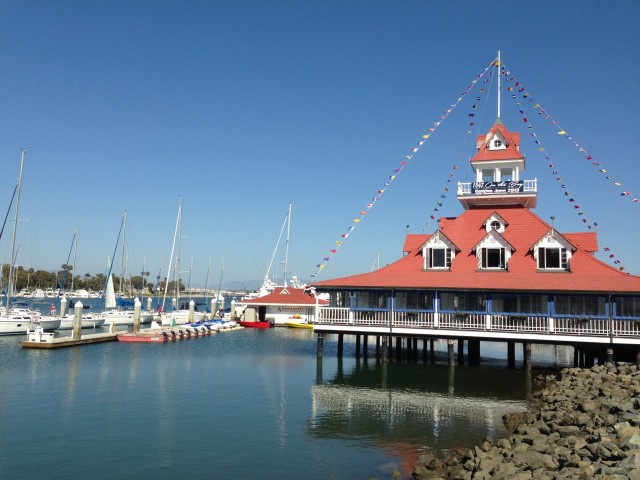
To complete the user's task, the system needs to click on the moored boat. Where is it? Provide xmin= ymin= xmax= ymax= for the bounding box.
xmin=237 ymin=320 xmax=272 ymax=329
xmin=57 ymin=313 xmax=106 ymax=330
xmin=284 ymin=320 xmax=313 ymax=329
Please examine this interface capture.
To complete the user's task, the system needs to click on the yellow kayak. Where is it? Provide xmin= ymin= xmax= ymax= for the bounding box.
xmin=285 ymin=321 xmax=313 ymax=329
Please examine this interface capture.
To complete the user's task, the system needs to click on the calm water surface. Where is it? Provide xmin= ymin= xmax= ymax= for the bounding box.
xmin=0 ymin=318 xmax=571 ymax=479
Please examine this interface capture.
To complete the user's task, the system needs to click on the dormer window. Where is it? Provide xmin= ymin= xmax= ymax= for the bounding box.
xmin=532 ymin=230 xmax=573 ymax=272
xmin=473 ymin=229 xmax=514 ymax=271
xmin=483 ymin=213 xmax=507 ymax=234
xmin=428 ymin=247 xmax=451 ymax=268
xmin=488 ymin=133 xmax=508 ymax=151
xmin=538 ymin=247 xmax=567 ymax=269
xmin=422 ymin=231 xmax=457 ymax=271
xmin=480 ymin=247 xmax=505 ymax=269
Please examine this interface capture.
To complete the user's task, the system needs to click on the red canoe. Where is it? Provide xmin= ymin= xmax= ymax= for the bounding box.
xmin=117 ymin=331 xmax=169 ymax=343
xmin=237 ymin=321 xmax=272 ymax=329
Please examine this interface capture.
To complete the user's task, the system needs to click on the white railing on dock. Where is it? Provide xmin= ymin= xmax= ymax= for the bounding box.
xmin=457 ymin=179 xmax=537 ymax=196
xmin=438 ymin=312 xmax=485 ymax=329
xmin=316 ymin=307 xmax=640 ymax=341
xmin=393 ymin=311 xmax=435 ymax=327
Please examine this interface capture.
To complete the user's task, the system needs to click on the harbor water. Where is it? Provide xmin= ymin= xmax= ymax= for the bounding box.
xmin=0 ymin=302 xmax=573 ymax=479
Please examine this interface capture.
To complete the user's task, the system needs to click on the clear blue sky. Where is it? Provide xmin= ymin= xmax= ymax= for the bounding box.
xmin=1 ymin=1 xmax=638 ymax=289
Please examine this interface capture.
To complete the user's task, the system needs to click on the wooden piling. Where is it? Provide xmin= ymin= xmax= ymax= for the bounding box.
xmin=316 ymin=333 xmax=324 ymax=359
xmin=507 ymin=341 xmax=515 ymax=368
xmin=447 ymin=339 xmax=455 ymax=367
xmin=524 ymin=342 xmax=532 ymax=372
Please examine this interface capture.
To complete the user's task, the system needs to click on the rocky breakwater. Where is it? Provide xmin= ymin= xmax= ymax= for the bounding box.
xmin=414 ymin=363 xmax=640 ymax=479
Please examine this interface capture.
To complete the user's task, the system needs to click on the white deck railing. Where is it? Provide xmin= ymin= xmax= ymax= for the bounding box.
xmin=457 ymin=179 xmax=537 ymax=196
xmin=316 ymin=307 xmax=640 ymax=339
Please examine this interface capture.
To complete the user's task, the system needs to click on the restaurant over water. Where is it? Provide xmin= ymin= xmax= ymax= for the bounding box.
xmin=312 ymin=101 xmax=640 ymax=367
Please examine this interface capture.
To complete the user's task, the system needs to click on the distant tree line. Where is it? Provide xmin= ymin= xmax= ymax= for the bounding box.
xmin=1 ymin=264 xmax=185 ymax=295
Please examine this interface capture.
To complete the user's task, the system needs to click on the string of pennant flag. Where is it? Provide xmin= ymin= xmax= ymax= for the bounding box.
xmin=501 ymin=64 xmax=637 ymax=206
xmin=309 ymin=59 xmax=498 ymax=282
xmin=423 ymin=72 xmax=498 ymax=230
xmin=501 ymin=67 xmax=594 ymax=230
xmin=501 ymin=62 xmax=627 ymax=271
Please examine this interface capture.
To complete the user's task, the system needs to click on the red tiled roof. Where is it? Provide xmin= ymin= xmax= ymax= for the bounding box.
xmin=316 ymin=206 xmax=640 ymax=294
xmin=564 ymin=232 xmax=598 ymax=253
xmin=237 ymin=287 xmax=329 ymax=306
xmin=471 ymin=121 xmax=525 ymax=163
xmin=403 ymin=234 xmax=427 ymax=254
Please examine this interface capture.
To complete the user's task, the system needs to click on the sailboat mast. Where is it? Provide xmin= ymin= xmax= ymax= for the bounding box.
xmin=203 ymin=256 xmax=211 ymax=304
xmin=119 ymin=210 xmax=127 ymax=296
xmin=7 ymin=149 xmax=25 ymax=309
xmin=497 ymin=50 xmax=501 ymax=119
xmin=176 ymin=202 xmax=183 ymax=302
xmin=71 ymin=225 xmax=78 ymax=293
xmin=161 ymin=197 xmax=182 ymax=312
xmin=215 ymin=257 xmax=224 ymax=313
xmin=283 ymin=203 xmax=292 ymax=288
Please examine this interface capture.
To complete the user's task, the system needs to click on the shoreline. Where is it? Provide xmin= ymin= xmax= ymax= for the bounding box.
xmin=413 ymin=362 xmax=640 ymax=479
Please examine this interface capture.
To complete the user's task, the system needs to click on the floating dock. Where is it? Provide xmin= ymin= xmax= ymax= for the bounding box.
xmin=117 ymin=325 xmax=224 ymax=343
xmin=20 ymin=330 xmax=118 ymax=349
xmin=19 ymin=324 xmax=244 ymax=348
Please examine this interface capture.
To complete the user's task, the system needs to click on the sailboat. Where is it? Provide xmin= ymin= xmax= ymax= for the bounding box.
xmin=96 ymin=212 xmax=152 ymax=326
xmin=1 ymin=150 xmax=60 ymax=335
xmin=159 ymin=197 xmax=206 ymax=326
xmin=236 ymin=203 xmax=326 ymax=328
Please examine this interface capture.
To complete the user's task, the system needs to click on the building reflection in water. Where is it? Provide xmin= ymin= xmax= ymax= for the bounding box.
xmin=310 ymin=357 xmax=530 ymax=476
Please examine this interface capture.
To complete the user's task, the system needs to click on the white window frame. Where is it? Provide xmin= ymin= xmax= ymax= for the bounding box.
xmin=481 ymin=247 xmax=505 ymax=269
xmin=428 ymin=247 xmax=451 ymax=269
xmin=537 ymin=246 xmax=568 ymax=270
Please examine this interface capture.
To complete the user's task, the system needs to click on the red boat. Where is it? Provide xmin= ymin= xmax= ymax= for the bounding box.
xmin=117 ymin=331 xmax=170 ymax=343
xmin=237 ymin=321 xmax=272 ymax=329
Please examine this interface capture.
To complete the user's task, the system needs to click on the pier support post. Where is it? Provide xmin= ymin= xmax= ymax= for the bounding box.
xmin=468 ymin=340 xmax=481 ymax=366
xmin=507 ymin=341 xmax=516 ymax=369
xmin=337 ymin=334 xmax=344 ymax=358
xmin=523 ymin=342 xmax=532 ymax=372
xmin=316 ymin=333 xmax=324 ymax=359
xmin=363 ymin=335 xmax=368 ymax=357
xmin=133 ymin=298 xmax=141 ymax=333
xmin=72 ymin=301 xmax=83 ymax=340
xmin=381 ymin=336 xmax=389 ymax=363
xmin=430 ymin=339 xmax=435 ymax=361
xmin=395 ymin=337 xmax=402 ymax=361
xmin=60 ymin=296 xmax=67 ymax=317
xmin=188 ymin=300 xmax=195 ymax=323
xmin=447 ymin=339 xmax=455 ymax=367
xmin=355 ymin=335 xmax=361 ymax=358
xmin=412 ymin=338 xmax=418 ymax=361
xmin=457 ymin=339 xmax=464 ymax=365
xmin=316 ymin=357 xmax=323 ymax=385
xmin=606 ymin=348 xmax=614 ymax=365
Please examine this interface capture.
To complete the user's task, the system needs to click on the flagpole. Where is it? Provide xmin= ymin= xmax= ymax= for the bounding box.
xmin=497 ymin=50 xmax=501 ymax=119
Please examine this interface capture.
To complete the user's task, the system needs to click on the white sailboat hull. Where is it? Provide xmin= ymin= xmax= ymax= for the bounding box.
xmin=57 ymin=314 xmax=106 ymax=330
xmin=160 ymin=310 xmax=206 ymax=326
xmin=98 ymin=310 xmax=154 ymax=326
xmin=0 ymin=314 xmax=61 ymax=335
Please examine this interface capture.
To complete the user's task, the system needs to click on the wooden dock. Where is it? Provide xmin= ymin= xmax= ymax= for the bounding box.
xmin=20 ymin=332 xmax=118 ymax=349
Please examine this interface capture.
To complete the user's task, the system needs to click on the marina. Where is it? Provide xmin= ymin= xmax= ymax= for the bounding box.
xmin=0 ymin=8 xmax=639 ymax=476
xmin=0 ymin=326 xmax=567 ymax=479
